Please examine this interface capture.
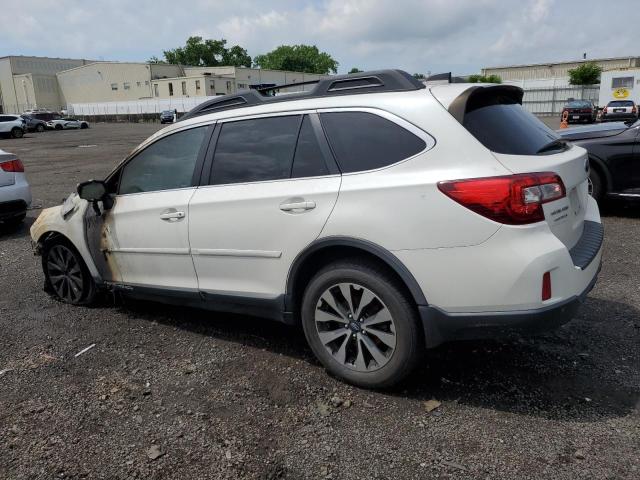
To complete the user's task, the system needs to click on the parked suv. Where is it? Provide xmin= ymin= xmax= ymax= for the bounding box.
xmin=0 ymin=115 xmax=26 ymax=138
xmin=30 ymin=70 xmax=603 ymax=388
xmin=0 ymin=149 xmax=31 ymax=226
xmin=21 ymin=114 xmax=47 ymax=133
xmin=601 ymin=100 xmax=638 ymax=122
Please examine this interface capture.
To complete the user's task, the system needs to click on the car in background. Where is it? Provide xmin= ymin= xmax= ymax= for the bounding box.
xmin=27 ymin=111 xmax=63 ymax=122
xmin=0 ymin=149 xmax=31 ymax=227
xmin=160 ymin=110 xmax=177 ymax=124
xmin=600 ymin=100 xmax=638 ymax=123
xmin=0 ymin=115 xmax=26 ymax=138
xmin=47 ymin=118 xmax=90 ymax=130
xmin=561 ymin=100 xmax=597 ymax=124
xmin=21 ymin=114 xmax=47 ymax=133
xmin=557 ymin=120 xmax=640 ymax=202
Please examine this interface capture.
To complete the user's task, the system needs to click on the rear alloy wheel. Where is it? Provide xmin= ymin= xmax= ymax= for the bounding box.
xmin=55 ymin=124 xmax=63 ymax=130
xmin=36 ymin=124 xmax=45 ymax=133
xmin=11 ymin=128 xmax=24 ymax=138
xmin=44 ymin=242 xmax=95 ymax=305
xmin=302 ymin=261 xmax=422 ymax=388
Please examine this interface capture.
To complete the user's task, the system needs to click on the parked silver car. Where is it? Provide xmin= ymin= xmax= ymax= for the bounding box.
xmin=47 ymin=118 xmax=90 ymax=130
xmin=0 ymin=149 xmax=31 ymax=226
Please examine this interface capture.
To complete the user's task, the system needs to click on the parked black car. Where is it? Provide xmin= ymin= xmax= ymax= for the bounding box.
xmin=600 ymin=100 xmax=638 ymax=123
xmin=20 ymin=114 xmax=47 ymax=133
xmin=557 ymin=121 xmax=640 ymax=201
xmin=561 ymin=100 xmax=597 ymax=124
xmin=160 ymin=110 xmax=177 ymax=124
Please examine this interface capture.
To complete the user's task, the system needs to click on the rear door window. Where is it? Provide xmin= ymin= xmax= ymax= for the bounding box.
xmin=320 ymin=112 xmax=426 ymax=173
xmin=462 ymin=90 xmax=563 ymax=155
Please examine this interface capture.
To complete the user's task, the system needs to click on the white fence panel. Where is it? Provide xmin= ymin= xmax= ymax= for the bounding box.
xmin=68 ymin=96 xmax=217 ymax=116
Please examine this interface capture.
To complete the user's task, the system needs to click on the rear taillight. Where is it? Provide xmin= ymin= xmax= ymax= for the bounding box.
xmin=603 ymin=107 xmax=608 ymax=114
xmin=633 ymin=106 xmax=637 ymax=114
xmin=437 ymin=173 xmax=566 ymax=225
xmin=0 ymin=159 xmax=25 ymax=172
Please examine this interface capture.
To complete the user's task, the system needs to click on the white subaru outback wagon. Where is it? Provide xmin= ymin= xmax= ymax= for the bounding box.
xmin=31 ymin=70 xmax=603 ymax=388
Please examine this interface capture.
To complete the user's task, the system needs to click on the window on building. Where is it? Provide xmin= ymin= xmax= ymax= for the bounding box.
xmin=168 ymin=83 xmax=174 ymax=96
xmin=136 ymin=81 xmax=142 ymax=87
xmin=145 ymin=80 xmax=150 ymax=86
xmin=210 ymin=115 xmax=301 ymax=185
xmin=123 ymin=82 xmax=131 ymax=90
xmin=320 ymin=112 xmax=426 ymax=173
xmin=612 ymin=77 xmax=634 ymax=89
xmin=210 ymin=81 xmax=215 ymax=93
xmin=119 ymin=127 xmax=208 ymax=195
xmin=195 ymin=80 xmax=201 ymax=92
xmin=111 ymin=83 xmax=118 ymax=91
xmin=154 ymin=84 xmax=159 ymax=97
xmin=237 ymin=83 xmax=248 ymax=90
xmin=181 ymin=81 xmax=187 ymax=95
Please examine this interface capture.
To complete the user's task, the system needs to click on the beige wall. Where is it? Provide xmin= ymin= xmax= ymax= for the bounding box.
xmin=57 ymin=62 xmax=158 ymax=103
xmin=482 ymin=57 xmax=640 ymax=82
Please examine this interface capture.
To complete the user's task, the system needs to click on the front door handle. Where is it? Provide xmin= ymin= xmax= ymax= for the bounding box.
xmin=279 ymin=200 xmax=316 ymax=212
xmin=160 ymin=209 xmax=185 ymax=221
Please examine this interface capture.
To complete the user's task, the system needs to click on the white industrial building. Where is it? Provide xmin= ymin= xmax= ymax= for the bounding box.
xmin=0 ymin=55 xmax=92 ymax=113
xmin=482 ymin=56 xmax=640 ymax=88
xmin=599 ymin=68 xmax=640 ymax=106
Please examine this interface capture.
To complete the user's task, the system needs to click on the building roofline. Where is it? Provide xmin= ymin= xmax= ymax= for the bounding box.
xmin=0 ymin=54 xmax=93 ymax=62
xmin=483 ymin=55 xmax=640 ymax=70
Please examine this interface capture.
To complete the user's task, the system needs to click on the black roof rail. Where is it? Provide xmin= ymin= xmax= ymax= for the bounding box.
xmin=180 ymin=69 xmax=425 ymax=121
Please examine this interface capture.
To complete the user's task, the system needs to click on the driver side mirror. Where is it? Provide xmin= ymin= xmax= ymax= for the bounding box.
xmin=77 ymin=180 xmax=107 ymax=201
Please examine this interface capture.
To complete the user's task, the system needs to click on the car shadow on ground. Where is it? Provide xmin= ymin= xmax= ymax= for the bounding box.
xmin=118 ymin=295 xmax=639 ymax=423
xmin=600 ymin=200 xmax=640 ymax=219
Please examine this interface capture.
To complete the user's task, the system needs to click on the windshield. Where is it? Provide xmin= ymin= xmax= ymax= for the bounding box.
xmin=566 ymin=101 xmax=591 ymax=108
xmin=161 ymin=110 xmax=173 ymax=115
xmin=462 ymin=90 xmax=564 ymax=155
xmin=608 ymin=101 xmax=634 ymax=107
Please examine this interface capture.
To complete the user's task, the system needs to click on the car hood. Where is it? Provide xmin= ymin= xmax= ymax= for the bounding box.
xmin=557 ymin=122 xmax=629 ymax=141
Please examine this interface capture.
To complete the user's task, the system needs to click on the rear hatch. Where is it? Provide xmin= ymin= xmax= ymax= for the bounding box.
xmin=431 ymin=84 xmax=589 ymax=250
xmin=607 ymin=100 xmax=634 ymax=115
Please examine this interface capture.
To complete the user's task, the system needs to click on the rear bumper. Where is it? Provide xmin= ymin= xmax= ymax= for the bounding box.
xmin=566 ymin=113 xmax=593 ymax=122
xmin=419 ymin=265 xmax=599 ymax=347
xmin=601 ymin=114 xmax=637 ymax=122
xmin=0 ymin=199 xmax=28 ymax=221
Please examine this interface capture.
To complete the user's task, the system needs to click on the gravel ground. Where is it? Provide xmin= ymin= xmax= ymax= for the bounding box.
xmin=0 ymin=123 xmax=638 ymax=480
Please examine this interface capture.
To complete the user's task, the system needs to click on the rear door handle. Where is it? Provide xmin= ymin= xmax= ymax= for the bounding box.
xmin=279 ymin=200 xmax=316 ymax=212
xmin=160 ymin=209 xmax=185 ymax=221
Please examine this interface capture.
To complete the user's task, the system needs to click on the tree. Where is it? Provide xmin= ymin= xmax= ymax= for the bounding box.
xmin=349 ymin=67 xmax=363 ymax=74
xmin=253 ymin=45 xmax=338 ymax=74
xmin=468 ymin=74 xmax=502 ymax=83
xmin=568 ymin=62 xmax=602 ymax=85
xmin=158 ymin=36 xmax=251 ymax=67
xmin=413 ymin=73 xmax=426 ymax=79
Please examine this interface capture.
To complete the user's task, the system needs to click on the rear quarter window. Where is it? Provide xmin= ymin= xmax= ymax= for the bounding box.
xmin=461 ymin=89 xmax=563 ymax=155
xmin=320 ymin=112 xmax=426 ymax=173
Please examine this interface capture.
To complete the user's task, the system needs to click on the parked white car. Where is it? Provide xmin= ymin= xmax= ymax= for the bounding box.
xmin=0 ymin=115 xmax=27 ymax=138
xmin=1 ymin=149 xmax=32 ymax=226
xmin=47 ymin=118 xmax=90 ymax=130
xmin=30 ymin=70 xmax=603 ymax=388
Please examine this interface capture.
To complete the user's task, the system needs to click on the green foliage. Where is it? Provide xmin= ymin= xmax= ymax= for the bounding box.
xmin=468 ymin=74 xmax=502 ymax=83
xmin=568 ymin=62 xmax=602 ymax=85
xmin=160 ymin=36 xmax=251 ymax=67
xmin=253 ymin=45 xmax=338 ymax=75
xmin=413 ymin=73 xmax=426 ymax=79
xmin=349 ymin=67 xmax=363 ymax=74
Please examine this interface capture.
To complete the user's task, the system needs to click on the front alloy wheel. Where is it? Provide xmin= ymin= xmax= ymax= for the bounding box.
xmin=44 ymin=243 xmax=94 ymax=304
xmin=315 ymin=283 xmax=397 ymax=372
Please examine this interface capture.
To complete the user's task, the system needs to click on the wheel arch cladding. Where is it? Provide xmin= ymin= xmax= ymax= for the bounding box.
xmin=587 ymin=154 xmax=612 ymax=191
xmin=285 ymin=237 xmax=428 ymax=320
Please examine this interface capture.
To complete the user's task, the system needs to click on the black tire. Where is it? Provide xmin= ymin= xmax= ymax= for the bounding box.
xmin=301 ymin=260 xmax=423 ymax=389
xmin=80 ymin=123 xmax=89 ymax=129
xmin=42 ymin=239 xmax=96 ymax=305
xmin=11 ymin=128 xmax=24 ymax=139
xmin=588 ymin=164 xmax=604 ymax=202
xmin=55 ymin=124 xmax=63 ymax=130
xmin=35 ymin=124 xmax=45 ymax=133
xmin=1 ymin=213 xmax=26 ymax=230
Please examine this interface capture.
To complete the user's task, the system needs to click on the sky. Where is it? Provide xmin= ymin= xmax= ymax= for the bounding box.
xmin=1 ymin=0 xmax=638 ymax=75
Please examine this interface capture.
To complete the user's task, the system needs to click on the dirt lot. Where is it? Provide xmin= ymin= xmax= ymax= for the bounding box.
xmin=0 ymin=123 xmax=638 ymax=479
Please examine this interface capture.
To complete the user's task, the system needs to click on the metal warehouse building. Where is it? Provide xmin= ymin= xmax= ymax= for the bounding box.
xmin=482 ymin=56 xmax=640 ymax=88
xmin=0 ymin=55 xmax=92 ymax=113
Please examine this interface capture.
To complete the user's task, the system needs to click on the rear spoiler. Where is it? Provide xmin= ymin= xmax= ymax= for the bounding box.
xmin=448 ymin=85 xmax=524 ymax=124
